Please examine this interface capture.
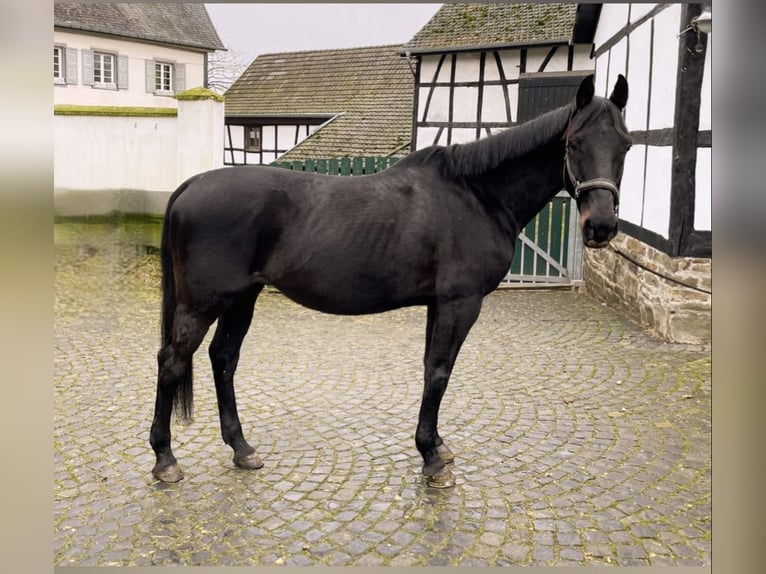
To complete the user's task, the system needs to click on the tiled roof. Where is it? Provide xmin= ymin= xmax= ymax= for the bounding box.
xmin=226 ymin=45 xmax=414 ymax=160
xmin=53 ymin=3 xmax=224 ymax=52
xmin=401 ymin=3 xmax=578 ymax=53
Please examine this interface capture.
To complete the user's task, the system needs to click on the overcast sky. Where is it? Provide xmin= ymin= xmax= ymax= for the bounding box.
xmin=205 ymin=3 xmax=442 ymax=60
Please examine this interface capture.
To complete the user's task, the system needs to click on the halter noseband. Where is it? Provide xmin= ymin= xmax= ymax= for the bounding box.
xmin=564 ymin=141 xmax=621 ymax=216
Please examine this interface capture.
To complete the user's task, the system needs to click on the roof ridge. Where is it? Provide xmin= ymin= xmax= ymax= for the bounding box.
xmin=255 ymin=43 xmax=405 ymax=60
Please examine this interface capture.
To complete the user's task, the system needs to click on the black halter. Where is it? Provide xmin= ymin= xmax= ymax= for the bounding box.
xmin=563 ymin=141 xmax=621 ymax=216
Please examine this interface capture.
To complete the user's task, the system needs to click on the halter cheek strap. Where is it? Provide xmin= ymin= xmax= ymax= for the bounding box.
xmin=564 ymin=148 xmax=621 ymax=215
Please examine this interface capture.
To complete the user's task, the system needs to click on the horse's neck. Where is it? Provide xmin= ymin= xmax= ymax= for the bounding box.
xmin=476 ymin=141 xmax=566 ymax=236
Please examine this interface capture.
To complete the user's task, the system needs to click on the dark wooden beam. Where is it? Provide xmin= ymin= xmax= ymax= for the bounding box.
xmin=669 ymin=3 xmax=710 ymax=257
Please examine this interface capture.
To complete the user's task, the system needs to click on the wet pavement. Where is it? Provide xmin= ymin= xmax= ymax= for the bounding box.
xmin=53 ymin=219 xmax=711 ymax=567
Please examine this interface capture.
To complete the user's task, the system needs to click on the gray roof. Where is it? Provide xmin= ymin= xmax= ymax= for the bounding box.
xmin=54 ymin=3 xmax=225 ymax=52
xmin=226 ymin=45 xmax=413 ymax=160
xmin=401 ymin=3 xmax=578 ymax=53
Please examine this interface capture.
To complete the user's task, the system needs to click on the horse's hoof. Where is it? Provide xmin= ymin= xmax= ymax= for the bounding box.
xmin=436 ymin=442 xmax=455 ymax=464
xmin=424 ymin=466 xmax=455 ymax=488
xmin=234 ymin=453 xmax=264 ymax=470
xmin=152 ymin=463 xmax=184 ymax=483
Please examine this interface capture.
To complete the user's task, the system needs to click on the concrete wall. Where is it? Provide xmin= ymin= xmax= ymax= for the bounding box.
xmin=583 ymin=233 xmax=711 ymax=344
xmin=54 ymin=91 xmax=224 ymax=217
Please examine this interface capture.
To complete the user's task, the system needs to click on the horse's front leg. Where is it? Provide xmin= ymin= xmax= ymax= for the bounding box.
xmin=417 ymin=296 xmax=482 ymax=488
xmin=209 ymin=287 xmax=264 ymax=471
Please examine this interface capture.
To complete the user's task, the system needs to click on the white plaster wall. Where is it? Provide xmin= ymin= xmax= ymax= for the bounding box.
xmin=452 ymin=87 xmax=479 ymax=123
xmin=494 ymin=49 xmax=521 ymax=81
xmin=176 ymin=98 xmax=224 ymax=183
xmin=53 ymin=30 xmax=209 ymax=108
xmin=695 ymin=147 xmax=711 ymax=231
xmin=593 ymin=3 xmax=631 ymax=50
xmin=699 ymin=33 xmax=711 ymax=131
xmin=481 ymin=85 xmax=509 ymax=123
xmin=229 ymin=125 xmax=245 ymax=149
xmin=277 ymin=125 xmax=300 ymax=150
xmin=606 ymin=37 xmax=628 ymax=95
xmin=450 ymin=129 xmax=478 ymax=145
xmin=642 ymin=146 xmax=673 ymax=237
xmin=594 ymin=54 xmax=609 ymax=98
xmin=619 ymin=144 xmax=646 ymax=227
xmin=648 ymin=4 xmax=681 ymax=130
xmin=571 ymin=45 xmax=594 ymax=71
xmin=453 ymin=52 xmax=480 ymax=83
xmin=419 ymin=54 xmax=445 ymax=83
xmin=526 ymin=46 xmax=570 ymax=74
xmin=625 ymin=21 xmax=652 ymax=130
xmin=629 ymin=3 xmax=657 ymax=23
xmin=54 ymin=115 xmax=178 ymax=191
xmin=419 ymin=87 xmax=450 ymax=123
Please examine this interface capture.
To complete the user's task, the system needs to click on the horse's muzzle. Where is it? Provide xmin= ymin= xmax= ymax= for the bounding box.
xmin=581 ymin=215 xmax=618 ymax=248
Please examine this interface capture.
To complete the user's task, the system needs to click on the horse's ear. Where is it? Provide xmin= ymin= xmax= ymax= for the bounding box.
xmin=575 ymin=74 xmax=595 ymax=110
xmin=609 ymin=74 xmax=629 ymax=110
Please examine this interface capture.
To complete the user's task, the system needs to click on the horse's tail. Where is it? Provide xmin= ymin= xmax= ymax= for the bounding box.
xmin=160 ymin=176 xmax=196 ymax=422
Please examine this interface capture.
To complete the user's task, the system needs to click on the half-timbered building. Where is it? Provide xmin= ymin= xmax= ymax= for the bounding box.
xmin=575 ymin=3 xmax=712 ymax=343
xmin=399 ymin=3 xmax=594 ymax=149
xmin=399 ymin=3 xmax=596 ymax=285
xmin=223 ymin=45 xmax=413 ymax=164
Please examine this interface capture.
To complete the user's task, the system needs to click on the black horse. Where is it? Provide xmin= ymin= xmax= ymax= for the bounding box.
xmin=150 ymin=74 xmax=631 ymax=487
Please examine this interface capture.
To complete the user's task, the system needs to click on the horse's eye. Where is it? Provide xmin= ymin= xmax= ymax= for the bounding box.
xmin=568 ymin=139 xmax=581 ymax=151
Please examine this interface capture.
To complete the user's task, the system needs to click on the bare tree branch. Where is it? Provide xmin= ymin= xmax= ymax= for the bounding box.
xmin=207 ymin=49 xmax=252 ymax=94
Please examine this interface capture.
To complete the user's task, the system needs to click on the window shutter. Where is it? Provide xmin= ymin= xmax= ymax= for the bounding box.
xmin=65 ymin=47 xmax=78 ymax=84
xmin=117 ymin=55 xmax=129 ymax=89
xmin=145 ymin=59 xmax=155 ymax=93
xmin=174 ymin=63 xmax=186 ymax=93
xmin=82 ymin=49 xmax=94 ymax=86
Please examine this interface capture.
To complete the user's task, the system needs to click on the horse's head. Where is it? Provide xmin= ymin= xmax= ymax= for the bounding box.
xmin=564 ymin=74 xmax=632 ymax=248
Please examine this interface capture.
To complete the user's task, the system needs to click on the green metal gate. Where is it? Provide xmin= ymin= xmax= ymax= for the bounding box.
xmin=272 ymin=156 xmax=580 ymax=286
xmin=500 ymin=191 xmax=580 ymax=286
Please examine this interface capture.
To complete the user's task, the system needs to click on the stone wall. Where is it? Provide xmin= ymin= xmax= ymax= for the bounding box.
xmin=582 ymin=233 xmax=711 ymax=344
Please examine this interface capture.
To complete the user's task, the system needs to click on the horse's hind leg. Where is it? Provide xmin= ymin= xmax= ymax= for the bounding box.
xmin=151 ymin=306 xmax=213 ymax=483
xmin=209 ymin=285 xmax=264 ymax=471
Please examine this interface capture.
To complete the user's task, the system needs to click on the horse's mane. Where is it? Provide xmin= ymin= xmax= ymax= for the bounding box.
xmin=395 ymin=104 xmax=573 ymax=178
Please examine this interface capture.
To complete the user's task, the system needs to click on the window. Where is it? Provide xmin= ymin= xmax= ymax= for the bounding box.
xmin=93 ymin=51 xmax=116 ymax=88
xmin=245 ymin=126 xmax=262 ymax=152
xmin=53 ymin=46 xmax=65 ymax=84
xmin=146 ymin=59 xmax=185 ymax=95
xmin=155 ymin=62 xmax=173 ymax=94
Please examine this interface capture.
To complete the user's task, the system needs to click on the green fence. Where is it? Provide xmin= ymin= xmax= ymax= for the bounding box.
xmin=271 ymin=156 xmax=400 ymax=176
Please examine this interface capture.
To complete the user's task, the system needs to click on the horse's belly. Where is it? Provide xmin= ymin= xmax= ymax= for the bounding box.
xmin=264 ymin=260 xmax=433 ymax=315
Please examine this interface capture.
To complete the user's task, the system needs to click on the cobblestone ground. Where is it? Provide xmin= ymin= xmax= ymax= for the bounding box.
xmin=54 ymin=222 xmax=711 ymax=567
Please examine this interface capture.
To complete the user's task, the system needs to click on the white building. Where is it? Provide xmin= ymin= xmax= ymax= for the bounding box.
xmin=53 ymin=3 xmax=225 ymax=214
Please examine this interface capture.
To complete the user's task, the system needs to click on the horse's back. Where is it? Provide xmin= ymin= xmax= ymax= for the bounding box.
xmin=164 ymin=164 xmax=513 ymax=313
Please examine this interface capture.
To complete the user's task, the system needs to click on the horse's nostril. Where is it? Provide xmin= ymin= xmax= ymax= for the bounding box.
xmin=583 ymin=218 xmax=595 ymax=239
